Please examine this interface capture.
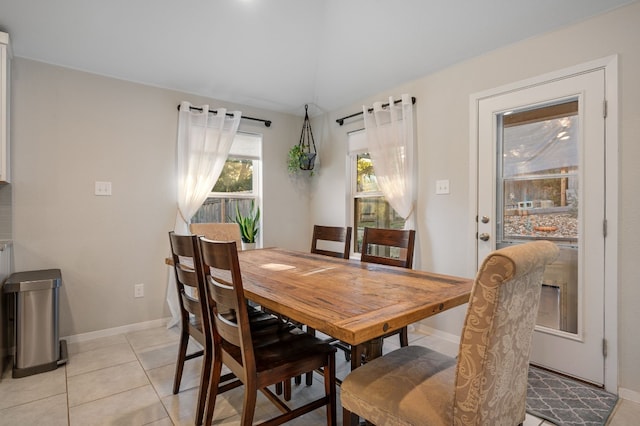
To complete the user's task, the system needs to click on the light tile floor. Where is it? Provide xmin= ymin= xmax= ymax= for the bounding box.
xmin=0 ymin=324 xmax=637 ymax=425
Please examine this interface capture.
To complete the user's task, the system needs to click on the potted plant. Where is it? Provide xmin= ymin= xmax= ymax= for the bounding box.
xmin=287 ymin=104 xmax=317 ymax=176
xmin=233 ymin=200 xmax=260 ymax=250
xmin=288 ymin=144 xmax=316 ymax=175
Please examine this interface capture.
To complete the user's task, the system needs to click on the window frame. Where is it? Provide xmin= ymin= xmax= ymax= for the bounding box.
xmin=193 ymin=132 xmax=263 ymax=244
xmin=347 ymin=130 xmax=405 ymax=257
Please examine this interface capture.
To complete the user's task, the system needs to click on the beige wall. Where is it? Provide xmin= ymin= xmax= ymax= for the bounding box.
xmin=11 ymin=59 xmax=311 ymax=337
xmin=312 ymin=3 xmax=640 ymax=396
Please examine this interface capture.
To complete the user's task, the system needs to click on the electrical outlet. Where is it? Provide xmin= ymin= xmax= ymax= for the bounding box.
xmin=435 ymin=179 xmax=450 ymax=195
xmin=134 ymin=283 xmax=144 ymax=298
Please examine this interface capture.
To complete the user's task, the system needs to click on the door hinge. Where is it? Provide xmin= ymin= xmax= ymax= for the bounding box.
xmin=602 ymin=338 xmax=608 ymax=358
xmin=603 ymin=219 xmax=608 ymax=238
xmin=603 ymin=100 xmax=608 ymax=119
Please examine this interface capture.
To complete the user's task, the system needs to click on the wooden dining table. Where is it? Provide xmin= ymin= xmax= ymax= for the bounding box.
xmin=237 ymin=247 xmax=473 ymax=369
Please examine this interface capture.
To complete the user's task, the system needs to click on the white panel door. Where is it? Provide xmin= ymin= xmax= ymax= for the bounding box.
xmin=476 ymin=69 xmax=605 ymax=385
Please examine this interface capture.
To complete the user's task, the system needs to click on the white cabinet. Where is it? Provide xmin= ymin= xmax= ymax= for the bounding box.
xmin=0 ymin=32 xmax=10 ymax=183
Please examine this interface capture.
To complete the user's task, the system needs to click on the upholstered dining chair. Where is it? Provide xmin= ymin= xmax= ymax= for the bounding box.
xmin=189 ymin=222 xmax=243 ymax=249
xmin=341 ymin=240 xmax=559 ymax=426
xmin=360 ymin=227 xmax=416 ymax=348
xmin=198 ymin=237 xmax=337 ymax=426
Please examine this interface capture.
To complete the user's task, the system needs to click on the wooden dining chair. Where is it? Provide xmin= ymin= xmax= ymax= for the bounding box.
xmin=169 ymin=232 xmax=285 ymax=423
xmin=310 ymin=225 xmax=352 ymax=259
xmin=198 ymin=237 xmax=337 ymax=426
xmin=167 ymin=232 xmax=211 ymax=426
xmin=360 ymin=227 xmax=416 ymax=348
xmin=360 ymin=226 xmax=416 ymax=269
xmin=341 ymin=240 xmax=559 ymax=426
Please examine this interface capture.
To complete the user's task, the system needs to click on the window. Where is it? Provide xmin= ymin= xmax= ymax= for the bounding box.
xmin=191 ymin=132 xmax=262 ymax=228
xmin=498 ymin=100 xmax=579 ymax=244
xmin=349 ymin=131 xmax=405 ymax=255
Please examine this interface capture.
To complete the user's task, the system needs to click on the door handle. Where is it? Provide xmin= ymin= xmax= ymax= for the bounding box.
xmin=479 ymin=233 xmax=490 ymax=241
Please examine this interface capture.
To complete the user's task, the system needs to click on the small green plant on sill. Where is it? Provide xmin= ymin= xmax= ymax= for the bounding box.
xmin=233 ymin=200 xmax=260 ymax=243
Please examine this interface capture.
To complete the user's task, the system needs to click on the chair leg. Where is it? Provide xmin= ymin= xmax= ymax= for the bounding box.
xmin=324 ymin=351 xmax=337 ymax=425
xmin=204 ymin=356 xmax=223 ymax=426
xmin=305 ymin=326 xmax=316 ymax=386
xmin=284 ymin=379 xmax=292 ymax=401
xmin=172 ymin=331 xmax=189 ymax=394
xmin=240 ymin=388 xmax=258 ymax=426
xmin=400 ymin=326 xmax=409 ymax=347
xmin=275 ymin=380 xmax=293 ymax=401
xmin=342 ymin=408 xmax=354 ymax=426
xmin=194 ymin=348 xmax=212 ymax=425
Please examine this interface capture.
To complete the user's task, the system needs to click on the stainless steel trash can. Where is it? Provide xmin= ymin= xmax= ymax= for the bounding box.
xmin=4 ymin=269 xmax=67 ymax=378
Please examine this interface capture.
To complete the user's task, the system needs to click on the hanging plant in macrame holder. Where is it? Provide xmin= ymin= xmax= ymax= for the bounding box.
xmin=288 ymin=104 xmax=317 ymax=174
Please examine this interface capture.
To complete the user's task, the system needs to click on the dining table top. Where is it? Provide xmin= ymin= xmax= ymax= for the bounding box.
xmin=237 ymin=247 xmax=473 ymax=346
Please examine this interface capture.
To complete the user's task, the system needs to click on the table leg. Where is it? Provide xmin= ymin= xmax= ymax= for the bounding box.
xmin=362 ymin=337 xmax=383 ymax=362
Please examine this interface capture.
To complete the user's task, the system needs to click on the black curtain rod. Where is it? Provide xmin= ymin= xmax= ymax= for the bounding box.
xmin=177 ymin=105 xmax=272 ymax=127
xmin=336 ymin=96 xmax=416 ymax=126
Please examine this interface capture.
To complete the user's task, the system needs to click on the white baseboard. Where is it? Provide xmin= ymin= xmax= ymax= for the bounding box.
xmin=413 ymin=323 xmax=462 ymax=346
xmin=618 ymin=387 xmax=640 ymax=404
xmin=62 ymin=317 xmax=172 ymax=344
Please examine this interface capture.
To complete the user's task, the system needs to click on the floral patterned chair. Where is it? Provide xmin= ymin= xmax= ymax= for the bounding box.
xmin=341 ymin=240 xmax=559 ymax=426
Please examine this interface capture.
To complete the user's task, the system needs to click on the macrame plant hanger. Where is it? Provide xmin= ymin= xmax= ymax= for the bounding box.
xmin=298 ymin=104 xmax=317 ymax=170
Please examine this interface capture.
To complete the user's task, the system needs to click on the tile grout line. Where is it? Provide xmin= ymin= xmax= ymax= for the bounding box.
xmin=65 ymin=364 xmax=71 ymax=426
xmin=125 ymin=331 xmax=176 ymax=425
xmin=66 ymin=331 xmax=172 ymax=424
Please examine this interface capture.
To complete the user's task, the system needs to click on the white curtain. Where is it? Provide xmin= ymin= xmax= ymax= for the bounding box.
xmin=363 ymin=94 xmax=416 ymax=229
xmin=166 ymin=101 xmax=241 ymax=327
xmin=174 ymin=101 xmax=241 ymax=233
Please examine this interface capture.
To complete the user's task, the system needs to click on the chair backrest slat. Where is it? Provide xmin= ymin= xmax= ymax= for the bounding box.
xmin=175 ymin=265 xmax=198 ymax=289
xmin=360 ymin=227 xmax=416 ymax=269
xmin=181 ymin=293 xmax=202 ymax=318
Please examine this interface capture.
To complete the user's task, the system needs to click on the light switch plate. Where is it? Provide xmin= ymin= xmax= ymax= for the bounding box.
xmin=436 ymin=179 xmax=450 ymax=195
xmin=95 ymin=181 xmax=112 ymax=196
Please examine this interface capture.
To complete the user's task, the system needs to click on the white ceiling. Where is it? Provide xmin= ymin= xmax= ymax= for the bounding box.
xmin=0 ymin=0 xmax=635 ymax=116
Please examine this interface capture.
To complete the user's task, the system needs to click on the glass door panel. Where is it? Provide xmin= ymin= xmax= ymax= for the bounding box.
xmin=496 ymin=100 xmax=579 ymax=334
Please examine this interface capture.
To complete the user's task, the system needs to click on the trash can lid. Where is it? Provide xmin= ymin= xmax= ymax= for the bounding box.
xmin=4 ymin=269 xmax=62 ymax=293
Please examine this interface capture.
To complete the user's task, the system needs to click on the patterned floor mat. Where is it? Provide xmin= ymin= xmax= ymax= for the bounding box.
xmin=527 ymin=366 xmax=618 ymax=425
